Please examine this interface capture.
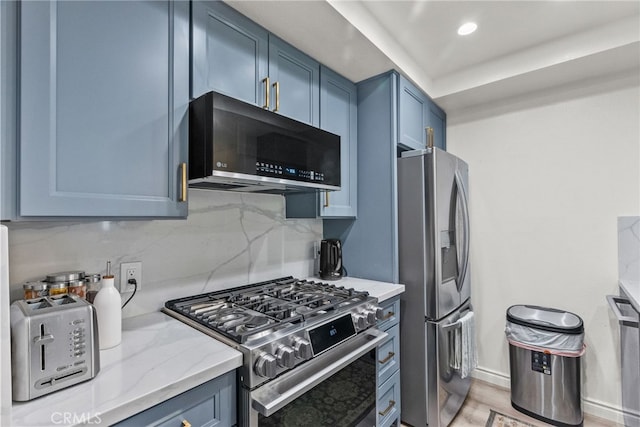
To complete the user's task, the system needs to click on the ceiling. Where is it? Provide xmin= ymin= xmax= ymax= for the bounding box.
xmin=226 ymin=1 xmax=640 ymax=112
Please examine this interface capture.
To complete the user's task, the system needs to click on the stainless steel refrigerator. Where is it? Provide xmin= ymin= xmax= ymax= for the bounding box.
xmin=398 ymin=148 xmax=474 ymax=427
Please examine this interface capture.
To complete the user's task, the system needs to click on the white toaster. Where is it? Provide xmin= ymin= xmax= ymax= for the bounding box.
xmin=10 ymin=294 xmax=100 ymax=401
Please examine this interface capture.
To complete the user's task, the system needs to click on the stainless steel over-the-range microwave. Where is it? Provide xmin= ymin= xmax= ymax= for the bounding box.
xmin=189 ymin=91 xmax=341 ymax=194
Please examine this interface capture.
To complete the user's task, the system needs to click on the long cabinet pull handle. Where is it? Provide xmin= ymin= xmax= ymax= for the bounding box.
xmin=262 ymin=77 xmax=270 ymax=110
xmin=378 ymin=351 xmax=395 ymax=364
xmin=382 ymin=311 xmax=395 ymax=320
xmin=273 ymin=81 xmax=280 ymax=112
xmin=323 ymin=191 xmax=329 ymax=207
xmin=180 ymin=162 xmax=187 ymax=202
xmin=378 ymin=400 xmax=396 ymax=417
xmin=426 ymin=127 xmax=434 ymax=148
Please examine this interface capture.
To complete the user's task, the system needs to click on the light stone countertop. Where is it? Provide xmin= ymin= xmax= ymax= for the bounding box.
xmin=10 ymin=312 xmax=242 ymax=427
xmin=619 ymin=279 xmax=640 ymax=313
xmin=307 ymin=276 xmax=405 ymax=302
xmin=9 ymin=277 xmax=403 ymax=426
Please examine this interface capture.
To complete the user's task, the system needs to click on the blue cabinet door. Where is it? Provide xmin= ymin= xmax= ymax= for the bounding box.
xmin=192 ymin=3 xmax=318 ymax=127
xmin=192 ymin=1 xmax=268 ymax=105
xmin=114 ymin=372 xmax=236 ymax=427
xmin=19 ymin=1 xmax=188 ymax=217
xmin=427 ymin=99 xmax=447 ymax=150
xmin=268 ymin=36 xmax=320 ymax=126
xmin=0 ymin=0 xmax=18 ymax=220
xmin=398 ymin=75 xmax=428 ymax=151
xmin=319 ymin=66 xmax=357 ymax=218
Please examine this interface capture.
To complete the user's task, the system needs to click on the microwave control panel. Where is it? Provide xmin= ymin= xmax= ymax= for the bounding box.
xmin=256 ymin=161 xmax=325 ymax=183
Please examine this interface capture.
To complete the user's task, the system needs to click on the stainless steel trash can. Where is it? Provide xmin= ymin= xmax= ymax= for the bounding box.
xmin=505 ymin=305 xmax=585 ymax=427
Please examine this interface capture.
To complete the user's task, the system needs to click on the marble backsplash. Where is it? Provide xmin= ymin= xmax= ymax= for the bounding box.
xmin=3 ymin=190 xmax=322 ymax=318
xmin=618 ymin=216 xmax=640 ymax=281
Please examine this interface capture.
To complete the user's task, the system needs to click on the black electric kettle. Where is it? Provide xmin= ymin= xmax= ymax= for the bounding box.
xmin=319 ymin=239 xmax=343 ymax=280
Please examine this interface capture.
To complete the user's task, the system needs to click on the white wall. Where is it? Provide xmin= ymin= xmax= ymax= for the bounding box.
xmin=447 ymin=73 xmax=640 ymax=421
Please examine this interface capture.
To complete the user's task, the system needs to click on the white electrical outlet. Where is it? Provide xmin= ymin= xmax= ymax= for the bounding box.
xmin=120 ymin=262 xmax=142 ymax=293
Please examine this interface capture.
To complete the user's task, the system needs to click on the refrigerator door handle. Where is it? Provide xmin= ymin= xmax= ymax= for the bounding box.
xmin=454 ymin=171 xmax=470 ymax=292
xmin=606 ymin=295 xmax=639 ymax=328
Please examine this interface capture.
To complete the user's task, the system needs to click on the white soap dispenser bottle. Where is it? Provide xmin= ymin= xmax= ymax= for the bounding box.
xmin=93 ymin=261 xmax=121 ymax=349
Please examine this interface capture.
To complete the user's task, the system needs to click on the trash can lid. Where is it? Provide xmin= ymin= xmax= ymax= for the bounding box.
xmin=506 ymin=305 xmax=584 ymax=334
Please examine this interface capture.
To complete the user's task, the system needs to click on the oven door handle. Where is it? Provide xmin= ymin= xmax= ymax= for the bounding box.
xmin=250 ymin=328 xmax=388 ymax=417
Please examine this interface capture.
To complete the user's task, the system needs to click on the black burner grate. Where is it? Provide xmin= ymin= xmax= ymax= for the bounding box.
xmin=164 ymin=277 xmax=369 ymax=343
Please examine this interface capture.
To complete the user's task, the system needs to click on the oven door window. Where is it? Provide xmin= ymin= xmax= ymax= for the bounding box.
xmin=258 ymin=351 xmax=376 ymax=427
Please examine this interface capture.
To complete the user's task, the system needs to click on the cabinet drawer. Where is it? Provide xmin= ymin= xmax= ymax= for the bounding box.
xmin=378 ymin=297 xmax=400 ymax=330
xmin=377 ymin=323 xmax=400 ymax=386
xmin=114 ymin=372 xmax=236 ymax=427
xmin=377 ymin=370 xmax=401 ymax=427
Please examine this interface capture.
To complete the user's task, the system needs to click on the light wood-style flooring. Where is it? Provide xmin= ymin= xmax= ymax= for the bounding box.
xmin=403 ymin=378 xmax=619 ymax=426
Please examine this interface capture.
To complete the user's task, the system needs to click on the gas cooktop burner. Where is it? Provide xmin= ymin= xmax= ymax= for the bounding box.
xmin=163 ymin=276 xmax=372 ymax=344
xmin=163 ymin=276 xmax=385 ymax=391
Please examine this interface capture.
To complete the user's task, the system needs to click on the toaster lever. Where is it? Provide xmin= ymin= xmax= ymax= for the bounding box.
xmin=33 ymin=334 xmax=54 ymax=345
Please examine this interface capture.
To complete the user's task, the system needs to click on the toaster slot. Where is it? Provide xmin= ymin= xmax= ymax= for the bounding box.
xmin=49 ymin=295 xmax=77 ymax=305
xmin=25 ymin=298 xmax=52 ymax=311
xmin=34 ymin=367 xmax=87 ymax=389
xmin=40 ymin=325 xmax=45 ymax=371
xmin=33 ymin=323 xmax=54 ymax=371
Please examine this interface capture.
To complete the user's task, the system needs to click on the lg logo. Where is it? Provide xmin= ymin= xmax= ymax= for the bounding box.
xmin=216 ymin=161 xmax=228 ymax=168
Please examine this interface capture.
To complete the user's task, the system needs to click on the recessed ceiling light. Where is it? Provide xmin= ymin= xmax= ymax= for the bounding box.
xmin=457 ymin=22 xmax=477 ymax=36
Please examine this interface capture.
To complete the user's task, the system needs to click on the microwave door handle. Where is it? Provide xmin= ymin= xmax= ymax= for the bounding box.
xmin=454 ymin=171 xmax=470 ymax=292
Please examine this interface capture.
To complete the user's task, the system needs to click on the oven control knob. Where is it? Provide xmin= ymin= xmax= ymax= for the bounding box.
xmin=292 ymin=337 xmax=312 ymax=360
xmin=353 ymin=314 xmax=367 ymax=330
xmin=276 ymin=345 xmax=295 ymax=368
xmin=254 ymin=352 xmax=277 ymax=379
xmin=364 ymin=307 xmax=384 ymax=324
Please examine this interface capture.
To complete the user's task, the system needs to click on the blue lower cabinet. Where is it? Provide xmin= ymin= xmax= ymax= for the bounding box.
xmin=376 ymin=296 xmax=401 ymax=426
xmin=378 ymin=370 xmax=401 ymax=427
xmin=114 ymin=372 xmax=236 ymax=427
xmin=377 ymin=323 xmax=400 ymax=386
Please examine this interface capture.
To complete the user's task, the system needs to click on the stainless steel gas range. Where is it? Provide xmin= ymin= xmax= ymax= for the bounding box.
xmin=163 ymin=276 xmax=387 ymax=427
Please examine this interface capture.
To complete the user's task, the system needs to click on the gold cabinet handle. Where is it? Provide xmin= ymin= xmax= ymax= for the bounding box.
xmin=181 ymin=420 xmax=191 ymax=427
xmin=378 ymin=400 xmax=396 ymax=417
xmin=378 ymin=351 xmax=395 ymax=364
xmin=323 ymin=191 xmax=329 ymax=207
xmin=272 ymin=81 xmax=280 ymax=112
xmin=262 ymin=77 xmax=270 ymax=110
xmin=179 ymin=162 xmax=187 ymax=202
xmin=427 ymin=127 xmax=434 ymax=148
xmin=382 ymin=311 xmax=395 ymax=320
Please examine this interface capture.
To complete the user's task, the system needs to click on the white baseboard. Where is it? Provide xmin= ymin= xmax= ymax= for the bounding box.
xmin=471 ymin=367 xmax=510 ymax=389
xmin=471 ymin=367 xmax=627 ymax=425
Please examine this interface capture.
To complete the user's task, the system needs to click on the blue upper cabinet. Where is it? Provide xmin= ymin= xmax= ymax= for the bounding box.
xmin=427 ymin=99 xmax=447 ymax=150
xmin=284 ymin=66 xmax=357 ymax=219
xmin=192 ymin=2 xmax=319 ymax=126
xmin=398 ymin=75 xmax=429 ymax=151
xmin=192 ymin=0 xmax=268 ymax=106
xmin=18 ymin=1 xmax=189 ymax=218
xmin=324 ymin=71 xmax=446 ymax=283
xmin=318 ymin=66 xmax=357 ymax=218
xmin=398 ymin=75 xmax=446 ymax=151
xmin=268 ymin=36 xmax=320 ymax=127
